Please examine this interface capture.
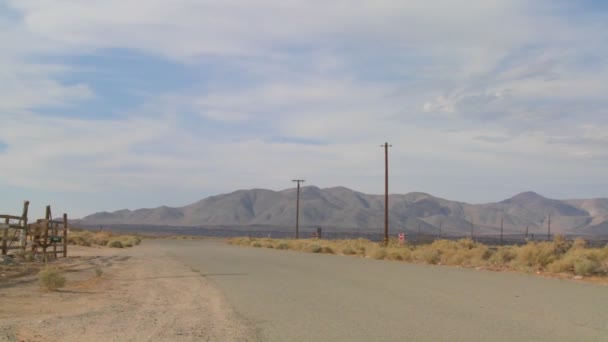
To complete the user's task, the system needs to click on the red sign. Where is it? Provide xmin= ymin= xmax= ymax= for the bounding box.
xmin=398 ymin=233 xmax=405 ymax=244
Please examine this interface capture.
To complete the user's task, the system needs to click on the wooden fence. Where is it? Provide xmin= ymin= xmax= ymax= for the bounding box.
xmin=1 ymin=201 xmax=69 ymax=258
xmin=0 ymin=201 xmax=29 ymax=255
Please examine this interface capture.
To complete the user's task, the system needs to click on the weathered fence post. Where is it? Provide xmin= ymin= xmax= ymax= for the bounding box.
xmin=19 ymin=201 xmax=30 ymax=253
xmin=2 ymin=217 xmax=7 ymax=255
xmin=63 ymin=213 xmax=68 ymax=257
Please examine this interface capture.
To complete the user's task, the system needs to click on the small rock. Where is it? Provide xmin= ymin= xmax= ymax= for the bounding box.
xmin=573 ymin=275 xmax=583 ymax=280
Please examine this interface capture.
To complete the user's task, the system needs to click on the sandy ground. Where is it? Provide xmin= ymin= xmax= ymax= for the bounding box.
xmin=0 ymin=243 xmax=254 ymax=342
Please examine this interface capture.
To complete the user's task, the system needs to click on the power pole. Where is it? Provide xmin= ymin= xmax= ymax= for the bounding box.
xmin=439 ymin=221 xmax=443 ymax=238
xmin=381 ymin=142 xmax=392 ymax=246
xmin=292 ymin=179 xmax=305 ymax=239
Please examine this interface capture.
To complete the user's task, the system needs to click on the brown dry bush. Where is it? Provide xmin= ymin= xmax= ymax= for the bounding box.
xmin=39 ymin=267 xmax=66 ymax=291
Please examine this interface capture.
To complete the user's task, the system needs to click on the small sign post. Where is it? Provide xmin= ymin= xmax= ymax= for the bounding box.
xmin=398 ymin=233 xmax=405 ymax=245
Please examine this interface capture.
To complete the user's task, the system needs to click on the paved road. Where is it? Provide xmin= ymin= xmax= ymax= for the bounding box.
xmin=150 ymin=240 xmax=608 ymax=342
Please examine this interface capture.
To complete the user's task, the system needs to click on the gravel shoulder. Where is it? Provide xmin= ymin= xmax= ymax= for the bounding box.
xmin=0 ymin=243 xmax=254 ymax=342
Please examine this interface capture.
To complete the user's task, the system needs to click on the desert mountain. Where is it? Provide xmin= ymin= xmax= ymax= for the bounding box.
xmin=80 ymin=187 xmax=608 ymax=236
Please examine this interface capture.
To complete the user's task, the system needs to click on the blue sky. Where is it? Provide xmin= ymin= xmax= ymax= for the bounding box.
xmin=1 ymin=0 xmax=608 ymax=218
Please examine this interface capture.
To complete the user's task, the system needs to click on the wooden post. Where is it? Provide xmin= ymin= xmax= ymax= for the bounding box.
xmin=20 ymin=201 xmax=29 ymax=254
xmin=53 ymin=221 xmax=58 ymax=259
xmin=63 ymin=213 xmax=68 ymax=258
xmin=2 ymin=217 xmax=7 ymax=255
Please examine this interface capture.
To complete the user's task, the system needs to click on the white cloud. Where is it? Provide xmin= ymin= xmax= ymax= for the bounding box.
xmin=1 ymin=0 xmax=608 ymax=215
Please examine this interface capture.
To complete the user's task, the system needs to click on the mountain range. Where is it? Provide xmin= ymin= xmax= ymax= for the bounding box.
xmin=79 ymin=187 xmax=608 ymax=236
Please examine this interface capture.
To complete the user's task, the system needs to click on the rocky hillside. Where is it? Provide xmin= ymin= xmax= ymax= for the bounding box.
xmin=80 ymin=187 xmax=608 ymax=236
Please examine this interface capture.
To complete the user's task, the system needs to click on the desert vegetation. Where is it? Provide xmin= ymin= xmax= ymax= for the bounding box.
xmin=228 ymin=236 xmax=608 ymax=278
xmin=38 ymin=266 xmax=66 ymax=291
xmin=68 ymin=230 xmax=141 ymax=248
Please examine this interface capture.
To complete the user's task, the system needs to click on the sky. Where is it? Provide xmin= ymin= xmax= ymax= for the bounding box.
xmin=1 ymin=0 xmax=608 ymax=218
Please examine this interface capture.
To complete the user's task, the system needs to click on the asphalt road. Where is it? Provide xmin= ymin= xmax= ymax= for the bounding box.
xmin=150 ymin=239 xmax=608 ymax=342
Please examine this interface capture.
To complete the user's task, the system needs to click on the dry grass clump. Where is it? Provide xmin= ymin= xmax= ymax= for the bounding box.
xmin=227 ymin=235 xmax=608 ymax=278
xmin=410 ymin=239 xmax=490 ymax=266
xmin=68 ymin=230 xmax=141 ymax=248
xmin=39 ymin=267 xmax=66 ymax=291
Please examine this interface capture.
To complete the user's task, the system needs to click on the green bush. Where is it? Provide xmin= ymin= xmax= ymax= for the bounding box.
xmin=107 ymin=240 xmax=124 ymax=248
xmin=39 ymin=267 xmax=66 ymax=291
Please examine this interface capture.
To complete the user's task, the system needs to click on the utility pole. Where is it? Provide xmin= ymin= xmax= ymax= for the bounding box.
xmin=547 ymin=213 xmax=551 ymax=241
xmin=381 ymin=142 xmax=392 ymax=246
xmin=439 ymin=221 xmax=443 ymax=238
xmin=292 ymin=179 xmax=305 ymax=239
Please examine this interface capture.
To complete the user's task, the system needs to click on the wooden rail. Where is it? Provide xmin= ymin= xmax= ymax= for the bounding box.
xmin=1 ymin=201 xmax=29 ymax=255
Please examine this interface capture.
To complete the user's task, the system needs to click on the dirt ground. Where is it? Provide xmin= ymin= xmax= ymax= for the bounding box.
xmin=0 ymin=243 xmax=254 ymax=342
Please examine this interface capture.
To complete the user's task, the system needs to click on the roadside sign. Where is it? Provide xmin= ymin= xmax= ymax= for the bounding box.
xmin=311 ymin=232 xmax=318 ymax=239
xmin=398 ymin=233 xmax=405 ymax=244
xmin=50 ymin=236 xmax=62 ymax=243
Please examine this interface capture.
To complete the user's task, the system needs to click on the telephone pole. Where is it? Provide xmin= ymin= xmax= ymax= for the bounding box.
xmin=292 ymin=179 xmax=305 ymax=239
xmin=381 ymin=142 xmax=392 ymax=246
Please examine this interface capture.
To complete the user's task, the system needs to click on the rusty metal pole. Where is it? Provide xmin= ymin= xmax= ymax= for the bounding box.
xmin=292 ymin=179 xmax=305 ymax=239
xmin=381 ymin=142 xmax=391 ymax=246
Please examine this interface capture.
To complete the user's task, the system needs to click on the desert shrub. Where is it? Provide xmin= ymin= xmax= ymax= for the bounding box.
xmin=342 ymin=247 xmax=356 ymax=255
xmin=511 ymin=242 xmax=556 ymax=271
xmin=95 ymin=267 xmax=103 ymax=277
xmin=307 ymin=244 xmax=322 ymax=253
xmin=572 ymin=238 xmax=587 ymax=250
xmin=548 ymin=248 xmax=605 ymax=276
xmin=386 ymin=250 xmax=403 ymax=261
xmin=251 ymin=241 xmax=262 ymax=247
xmin=275 ymin=242 xmax=289 ymax=250
xmin=489 ymin=247 xmax=517 ymax=266
xmin=372 ymin=248 xmax=387 ymax=260
xmin=321 ymin=246 xmax=334 ymax=254
xmin=552 ymin=235 xmax=572 ymax=256
xmin=107 ymin=240 xmax=123 ymax=248
xmin=39 ymin=267 xmax=66 ymax=291
xmin=399 ymin=248 xmax=413 ymax=262
xmin=229 ymin=237 xmax=250 ymax=246
xmin=415 ymin=239 xmax=490 ymax=267
xmin=414 ymin=247 xmax=441 ymax=264
xmin=574 ymin=259 xmax=601 ymax=276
